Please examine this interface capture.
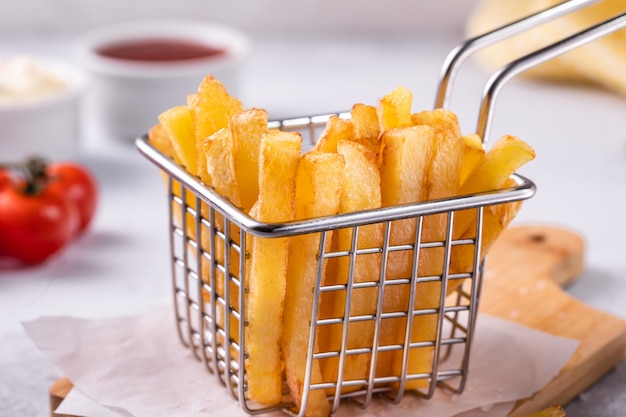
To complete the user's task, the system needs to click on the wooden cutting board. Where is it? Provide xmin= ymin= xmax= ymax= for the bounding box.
xmin=49 ymin=225 xmax=626 ymax=417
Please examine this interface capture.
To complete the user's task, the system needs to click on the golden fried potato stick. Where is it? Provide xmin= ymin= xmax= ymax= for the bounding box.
xmin=352 ymin=103 xmax=380 ymax=143
xmin=204 ymin=109 xmax=270 ymax=325
xmin=191 ymin=75 xmax=244 ymax=185
xmin=205 ymin=127 xmax=242 ymax=207
xmin=148 ymin=122 xmax=196 ymax=241
xmin=190 ymin=77 xmax=244 ymax=329
xmin=378 ymin=86 xmax=413 ymax=131
xmin=452 ymin=179 xmax=523 ymax=277
xmin=230 ymin=108 xmax=269 ymax=213
xmin=203 ymin=128 xmax=244 ymax=356
xmin=460 ymin=134 xmax=486 ymax=186
xmin=313 ymin=115 xmax=355 ymax=154
xmin=413 ymin=109 xmax=464 ymax=252
xmin=460 ymin=134 xmax=535 ymax=196
xmin=412 ymin=109 xmax=464 ymax=204
xmin=376 ymin=125 xmax=435 ymax=380
xmin=158 ymin=105 xmax=197 ymax=175
xmin=451 ymin=134 xmax=535 ymax=277
xmin=151 ymin=115 xmax=208 ymax=290
xmin=396 ymin=108 xmax=465 ymax=391
xmin=351 ymin=103 xmax=381 ymax=155
xmin=246 ymin=130 xmax=302 ymax=405
xmin=283 ymin=152 xmax=344 ymax=417
xmin=322 ymin=140 xmax=383 ymax=394
xmin=482 ymin=178 xmax=523 ymax=253
xmin=379 ymin=126 xmax=435 ymax=227
xmin=148 ymin=123 xmax=180 ymax=164
xmin=153 ymin=113 xmax=240 ymax=362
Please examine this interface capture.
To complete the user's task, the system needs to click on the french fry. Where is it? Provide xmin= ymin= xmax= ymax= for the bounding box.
xmin=148 ymin=122 xmax=197 ymax=241
xmin=191 ymin=75 xmax=244 ymax=184
xmin=191 ymin=76 xmax=244 ymax=343
xmin=453 ymin=134 xmax=535 ymax=241
xmin=246 ymin=130 xmax=302 ymax=405
xmin=183 ymin=85 xmax=207 ymax=230
xmin=379 ymin=126 xmax=434 ymax=212
xmin=203 ymin=128 xmax=244 ymax=357
xmin=482 ymin=179 xmax=523 ymax=256
xmin=230 ymin=108 xmax=269 ymax=213
xmin=283 ymin=152 xmax=344 ymax=417
xmin=452 ymin=179 xmax=524 ymax=276
xmin=158 ymin=105 xmax=197 ymax=174
xmin=313 ymin=115 xmax=355 ymax=154
xmin=378 ymin=86 xmax=413 ymax=131
xmin=203 ymin=109 xmax=272 ymax=338
xmin=411 ymin=108 xmax=462 ymax=135
xmin=460 ymin=134 xmax=535 ymax=196
xmin=204 ymin=128 xmax=241 ymax=207
xmin=153 ymin=112 xmax=238 ymax=364
xmin=376 ymin=125 xmax=435 ymax=379
xmin=351 ymin=103 xmax=381 ymax=154
xmin=148 ymin=123 xmax=179 ymax=163
xmin=396 ymin=108 xmax=465 ymax=390
xmin=321 ymin=140 xmax=383 ymax=393
xmin=460 ymin=133 xmax=485 ymax=186
xmin=451 ymin=134 xmax=535 ymax=282
xmin=379 ymin=139 xmax=417 ymax=276
xmin=412 ymin=108 xmax=464 ymax=205
xmin=521 ymin=405 xmax=567 ymax=417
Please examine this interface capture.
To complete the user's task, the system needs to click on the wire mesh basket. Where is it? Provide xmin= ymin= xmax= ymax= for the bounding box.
xmin=137 ymin=128 xmax=534 ymax=415
xmin=136 ymin=1 xmax=626 ymax=415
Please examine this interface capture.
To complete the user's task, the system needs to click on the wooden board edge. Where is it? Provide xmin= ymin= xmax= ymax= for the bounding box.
xmin=508 ymin=318 xmax=626 ymax=416
xmin=49 ymin=377 xmax=76 ymax=417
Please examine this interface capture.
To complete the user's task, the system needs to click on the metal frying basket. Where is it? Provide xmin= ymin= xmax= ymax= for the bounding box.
xmin=136 ymin=1 xmax=626 ymax=415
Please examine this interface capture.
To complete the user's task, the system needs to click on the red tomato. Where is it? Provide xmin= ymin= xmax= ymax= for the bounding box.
xmin=46 ymin=163 xmax=98 ymax=233
xmin=0 ymin=181 xmax=80 ymax=264
xmin=0 ymin=169 xmax=10 ymax=189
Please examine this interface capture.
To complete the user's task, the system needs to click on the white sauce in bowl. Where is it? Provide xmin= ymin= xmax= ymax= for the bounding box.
xmin=0 ymin=55 xmax=67 ymax=104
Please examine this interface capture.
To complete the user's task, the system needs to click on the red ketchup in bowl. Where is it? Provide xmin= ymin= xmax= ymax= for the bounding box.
xmin=95 ymin=39 xmax=226 ymax=62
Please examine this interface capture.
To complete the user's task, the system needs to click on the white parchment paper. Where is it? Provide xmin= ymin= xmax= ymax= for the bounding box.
xmin=23 ymin=306 xmax=579 ymax=417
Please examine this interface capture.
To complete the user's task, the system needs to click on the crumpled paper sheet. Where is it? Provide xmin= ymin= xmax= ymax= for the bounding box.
xmin=23 ymin=306 xmax=579 ymax=417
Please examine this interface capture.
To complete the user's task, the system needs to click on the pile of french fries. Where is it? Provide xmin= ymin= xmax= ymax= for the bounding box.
xmin=148 ymin=75 xmax=535 ymax=417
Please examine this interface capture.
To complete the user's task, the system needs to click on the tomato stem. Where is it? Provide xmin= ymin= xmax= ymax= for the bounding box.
xmin=0 ymin=157 xmax=51 ymax=195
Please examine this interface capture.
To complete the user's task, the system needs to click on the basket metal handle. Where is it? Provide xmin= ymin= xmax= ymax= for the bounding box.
xmin=434 ymin=0 xmax=598 ymax=109
xmin=476 ymin=10 xmax=626 ymax=141
xmin=435 ymin=0 xmax=626 ymax=142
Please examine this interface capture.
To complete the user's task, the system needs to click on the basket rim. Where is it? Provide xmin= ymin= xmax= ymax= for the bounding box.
xmin=136 ymin=134 xmax=536 ymax=238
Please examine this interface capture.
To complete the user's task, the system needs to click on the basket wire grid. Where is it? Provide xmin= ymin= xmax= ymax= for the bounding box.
xmin=136 ymin=1 xmax=626 ymax=415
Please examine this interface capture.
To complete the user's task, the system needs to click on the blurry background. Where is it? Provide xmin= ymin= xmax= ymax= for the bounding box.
xmin=0 ymin=0 xmax=486 ymax=141
xmin=2 ymin=1 xmax=626 ymax=416
xmin=0 ymin=0 xmax=475 ymax=36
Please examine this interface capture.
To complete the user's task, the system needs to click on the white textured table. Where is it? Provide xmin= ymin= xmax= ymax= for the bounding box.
xmin=1 ymin=31 xmax=625 ymax=416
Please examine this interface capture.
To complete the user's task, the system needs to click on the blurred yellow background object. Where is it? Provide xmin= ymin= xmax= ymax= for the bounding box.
xmin=466 ymin=0 xmax=626 ymax=96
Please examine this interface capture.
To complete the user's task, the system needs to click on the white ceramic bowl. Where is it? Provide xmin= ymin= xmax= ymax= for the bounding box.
xmin=74 ymin=20 xmax=250 ymax=142
xmin=0 ymin=56 xmax=85 ymax=161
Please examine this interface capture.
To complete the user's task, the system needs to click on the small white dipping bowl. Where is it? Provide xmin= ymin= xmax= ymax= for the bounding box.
xmin=74 ymin=20 xmax=250 ymax=142
xmin=0 ymin=56 xmax=85 ymax=161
